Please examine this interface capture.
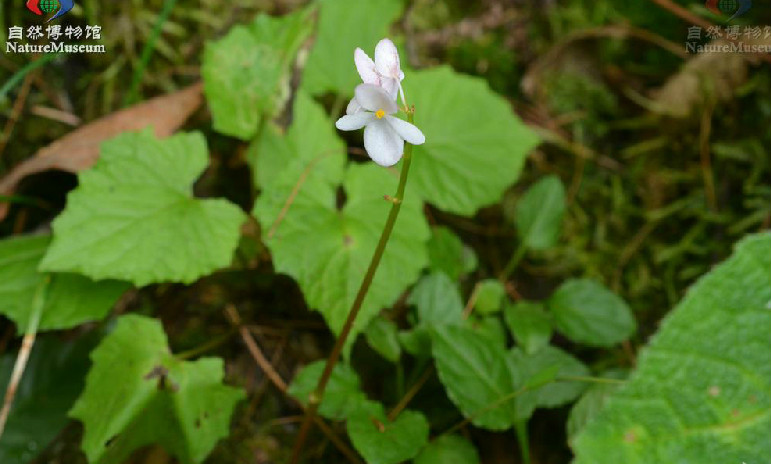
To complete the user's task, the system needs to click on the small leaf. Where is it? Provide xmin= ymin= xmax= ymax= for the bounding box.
xmin=408 ymin=273 xmax=464 ymax=326
xmin=347 ymin=404 xmax=429 ymax=464
xmin=509 ymin=346 xmax=590 ymax=421
xmin=0 ymin=234 xmax=128 ymax=332
xmin=566 ymin=369 xmax=626 ymax=440
xmin=0 ymin=334 xmax=97 ymax=463
xmin=405 ymin=67 xmax=540 ymax=216
xmin=414 ymin=435 xmax=480 ymax=464
xmin=465 ymin=315 xmax=507 ymax=349
xmin=573 ymin=233 xmax=771 ymax=464
xmin=302 ymin=0 xmax=404 ymax=96
xmin=203 ymin=8 xmax=314 ymax=139
xmin=365 ymin=317 xmax=402 ymax=363
xmin=547 ymin=279 xmax=636 ymax=347
xmin=70 ymin=315 xmax=244 ymax=464
xmin=397 ymin=327 xmax=432 ymax=358
xmin=474 ymin=279 xmax=506 ymax=314
xmin=426 ymin=226 xmax=478 ymax=280
xmin=287 ymin=360 xmax=371 ymax=420
xmin=431 ymin=325 xmax=517 ymax=430
xmin=504 ymin=301 xmax=553 ymax=354
xmin=514 ymin=175 xmax=566 ymax=250
xmin=40 ymin=131 xmax=246 ymax=286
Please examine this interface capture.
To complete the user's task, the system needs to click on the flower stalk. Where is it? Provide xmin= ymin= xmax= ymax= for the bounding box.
xmin=290 ymin=110 xmax=417 ymax=464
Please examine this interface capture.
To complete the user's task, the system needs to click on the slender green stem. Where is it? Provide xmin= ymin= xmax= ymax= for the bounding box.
xmin=123 ymin=0 xmax=178 ymax=106
xmin=290 ymin=112 xmax=417 ymax=464
xmin=0 ymin=275 xmax=50 ymax=438
xmin=0 ymin=53 xmax=59 ymax=101
xmin=175 ymin=329 xmax=236 ymax=360
xmin=499 ymin=242 xmax=527 ymax=282
xmin=515 ymin=421 xmax=531 ymax=464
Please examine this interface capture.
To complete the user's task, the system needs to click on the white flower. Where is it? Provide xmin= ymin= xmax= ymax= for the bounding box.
xmin=336 ymin=84 xmax=425 ymax=167
xmin=353 ymin=38 xmax=406 ymax=106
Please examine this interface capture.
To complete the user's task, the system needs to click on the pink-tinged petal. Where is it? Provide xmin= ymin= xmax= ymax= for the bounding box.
xmin=364 ymin=119 xmax=404 ymax=166
xmin=346 ymin=97 xmax=362 ymax=115
xmin=374 ymin=38 xmax=401 ymax=80
xmin=336 ymin=112 xmax=375 ymax=131
xmin=380 ymin=77 xmax=400 ymax=101
xmin=355 ymin=84 xmax=398 ymax=114
xmin=354 ymin=48 xmax=379 ymax=85
xmin=385 ymin=116 xmax=425 ymax=145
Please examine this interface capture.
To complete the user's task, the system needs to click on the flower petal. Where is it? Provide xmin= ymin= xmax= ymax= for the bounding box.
xmin=346 ymin=97 xmax=362 ymax=115
xmin=374 ymin=38 xmax=401 ymax=81
xmin=336 ymin=112 xmax=375 ymax=131
xmin=355 ymin=84 xmax=398 ymax=114
xmin=364 ymin=119 xmax=404 ymax=166
xmin=380 ymin=77 xmax=400 ymax=101
xmin=386 ymin=116 xmax=425 ymax=145
xmin=354 ymin=48 xmax=379 ymax=85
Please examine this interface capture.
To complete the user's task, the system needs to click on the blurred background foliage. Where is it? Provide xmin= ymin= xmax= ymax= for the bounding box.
xmin=1 ymin=0 xmax=770 ymax=462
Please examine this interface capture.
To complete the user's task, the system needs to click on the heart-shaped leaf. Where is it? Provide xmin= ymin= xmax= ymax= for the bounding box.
xmin=347 ymin=404 xmax=429 ymax=464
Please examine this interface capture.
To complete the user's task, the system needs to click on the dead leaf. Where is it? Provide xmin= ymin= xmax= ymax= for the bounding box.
xmin=0 ymin=82 xmax=204 ymax=220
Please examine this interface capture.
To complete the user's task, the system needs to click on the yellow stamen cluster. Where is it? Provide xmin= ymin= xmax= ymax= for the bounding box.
xmin=375 ymin=109 xmax=386 ymax=119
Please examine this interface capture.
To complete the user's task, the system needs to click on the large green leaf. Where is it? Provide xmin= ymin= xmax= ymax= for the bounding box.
xmin=0 ymin=334 xmax=97 ymax=463
xmin=40 ymin=131 xmax=246 ymax=286
xmin=287 ymin=360 xmax=371 ymax=420
xmin=414 ymin=435 xmax=480 ymax=464
xmin=254 ymin=135 xmax=429 ymax=345
xmin=405 ymin=67 xmax=539 ymax=216
xmin=70 ymin=315 xmax=244 ymax=464
xmin=573 ymin=233 xmax=771 ymax=464
xmin=302 ymin=0 xmax=404 ymax=96
xmin=431 ymin=325 xmax=517 ymax=430
xmin=0 ymin=235 xmax=128 ymax=332
xmin=547 ymin=279 xmax=636 ymax=347
xmin=347 ymin=404 xmax=429 ymax=464
xmin=514 ymin=175 xmax=566 ymax=250
xmin=202 ymin=7 xmax=314 ymax=139
xmin=566 ymin=370 xmax=626 ymax=441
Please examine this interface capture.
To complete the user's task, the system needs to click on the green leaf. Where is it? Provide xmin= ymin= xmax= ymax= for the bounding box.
xmin=302 ymin=0 xmax=404 ymax=96
xmin=202 ymin=7 xmax=314 ymax=139
xmin=566 ymin=370 xmax=627 ymax=440
xmin=347 ymin=404 xmax=429 ymax=464
xmin=405 ymin=67 xmax=539 ymax=216
xmin=255 ymin=156 xmax=429 ymax=345
xmin=40 ymin=131 xmax=246 ymax=286
xmin=426 ymin=226 xmax=477 ymax=280
xmin=70 ymin=315 xmax=244 ymax=464
xmin=397 ymin=327 xmax=432 ymax=358
xmin=503 ymin=301 xmax=553 ymax=354
xmin=509 ymin=345 xmax=590 ymax=421
xmin=287 ymin=360 xmax=371 ymax=420
xmin=0 ymin=334 xmax=97 ymax=463
xmin=408 ymin=273 xmax=464 ymax=326
xmin=365 ymin=316 xmax=402 ymax=363
xmin=514 ymin=175 xmax=566 ymax=250
xmin=248 ymin=91 xmax=346 ymax=211
xmin=431 ymin=325 xmax=517 ymax=430
xmin=474 ymin=279 xmax=506 ymax=314
xmin=414 ymin=435 xmax=480 ymax=464
xmin=546 ymin=279 xmax=636 ymax=347
xmin=573 ymin=233 xmax=771 ymax=464
xmin=0 ymin=235 xmax=128 ymax=332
